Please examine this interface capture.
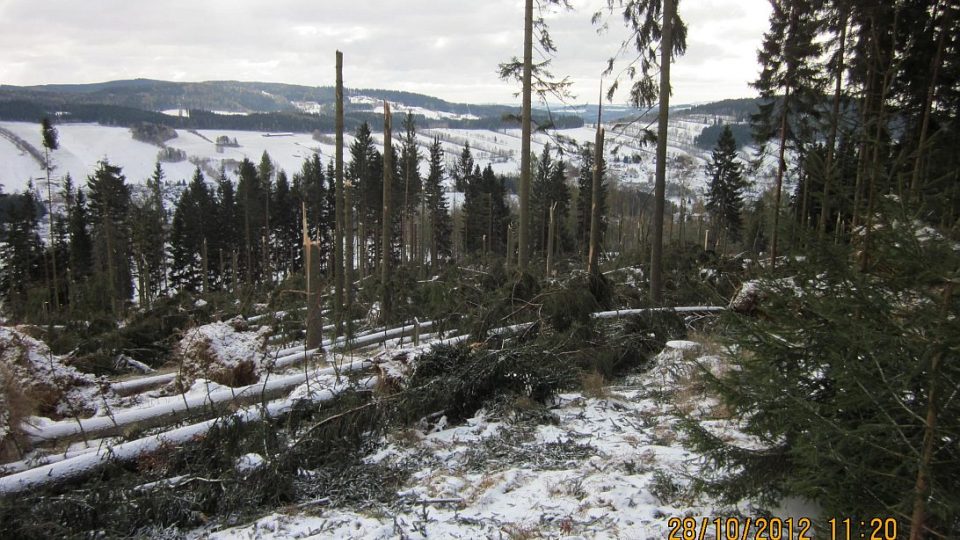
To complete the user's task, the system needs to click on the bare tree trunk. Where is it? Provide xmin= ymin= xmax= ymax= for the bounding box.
xmin=851 ymin=66 xmax=874 ymax=233
xmin=402 ymin=137 xmax=410 ymax=267
xmin=335 ymin=51 xmax=347 ymax=334
xmin=518 ymin=0 xmax=533 ymax=272
xmin=303 ymin=202 xmax=322 ymax=349
xmin=45 ymin=149 xmax=60 ymax=311
xmin=381 ymin=102 xmax=393 ymax=321
xmin=909 ymin=1 xmax=949 ymax=201
xmin=909 ymin=283 xmax=953 ymax=540
xmin=770 ymin=85 xmax=791 ymax=270
xmin=587 ymin=97 xmax=605 ymax=276
xmin=231 ymin=250 xmax=239 ymax=293
xmin=201 ymin=238 xmax=209 ymax=293
xmin=546 ymin=202 xmax=556 ymax=276
xmin=345 ymin=183 xmax=354 ymax=315
xmin=860 ymin=13 xmax=898 ymax=273
xmin=506 ymin=224 xmax=514 ymax=271
xmin=243 ymin=197 xmax=253 ymax=287
xmin=650 ymin=0 xmax=673 ymax=305
xmin=818 ymin=10 xmax=848 ymax=240
xmin=678 ymin=183 xmax=685 ymax=246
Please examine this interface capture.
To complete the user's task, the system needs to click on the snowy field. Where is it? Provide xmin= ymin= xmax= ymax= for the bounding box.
xmin=1 ymin=115 xmax=723 ymax=191
xmin=1 ymin=114 xmax=781 ymax=217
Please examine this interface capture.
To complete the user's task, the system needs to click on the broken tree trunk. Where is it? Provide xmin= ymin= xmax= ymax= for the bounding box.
xmin=587 ymin=93 xmax=605 ymax=276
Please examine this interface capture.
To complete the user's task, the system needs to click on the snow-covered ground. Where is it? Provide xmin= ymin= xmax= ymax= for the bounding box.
xmin=187 ymin=340 xmax=805 ymax=540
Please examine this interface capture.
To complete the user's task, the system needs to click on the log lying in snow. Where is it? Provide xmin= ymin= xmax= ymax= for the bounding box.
xmin=590 ymin=306 xmax=725 ymax=319
xmin=25 ymin=359 xmax=373 ymax=445
xmin=0 ymin=377 xmax=378 ymax=496
xmin=110 ymin=319 xmax=434 ymax=396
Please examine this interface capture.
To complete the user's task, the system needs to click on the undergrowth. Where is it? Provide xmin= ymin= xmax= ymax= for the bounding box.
xmin=0 ymin=259 xmax=706 ymax=537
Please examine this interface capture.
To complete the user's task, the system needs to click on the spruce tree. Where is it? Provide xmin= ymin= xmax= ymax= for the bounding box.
xmin=236 ymin=158 xmax=265 ymax=286
xmin=170 ymin=167 xmax=216 ymax=292
xmin=399 ymin=112 xmax=422 ymax=264
xmin=752 ymin=0 xmax=824 ymax=267
xmin=531 ymin=144 xmax=570 ymax=255
xmin=686 ymin=211 xmax=960 ymax=539
xmin=86 ymin=160 xmax=133 ymax=314
xmin=294 ymin=154 xmax=330 ymax=274
xmin=271 ymin=170 xmax=298 ymax=278
xmin=130 ymin=162 xmax=167 ymax=306
xmin=705 ymin=125 xmax=747 ymax=250
xmin=63 ymin=175 xmax=93 ymax=281
xmin=424 ymin=137 xmax=452 ymax=265
xmin=451 ymin=143 xmax=475 ymax=192
xmin=531 ymin=144 xmax=554 ymax=254
xmin=463 ymin=164 xmax=509 ymax=256
xmin=40 ymin=117 xmax=61 ymax=310
xmin=258 ymin=152 xmax=275 ymax=284
xmin=347 ymin=122 xmax=378 ymax=275
xmin=0 ymin=188 xmax=44 ymax=319
xmin=213 ymin=165 xmax=240 ymax=289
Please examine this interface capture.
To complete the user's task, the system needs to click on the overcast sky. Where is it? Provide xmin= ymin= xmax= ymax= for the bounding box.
xmin=0 ymin=0 xmax=771 ymax=106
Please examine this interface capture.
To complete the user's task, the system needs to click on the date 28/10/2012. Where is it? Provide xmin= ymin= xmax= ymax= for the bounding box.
xmin=667 ymin=516 xmax=898 ymax=540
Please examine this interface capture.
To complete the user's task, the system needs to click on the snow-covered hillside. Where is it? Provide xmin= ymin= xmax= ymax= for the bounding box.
xmin=1 ymin=112 xmax=777 ymax=212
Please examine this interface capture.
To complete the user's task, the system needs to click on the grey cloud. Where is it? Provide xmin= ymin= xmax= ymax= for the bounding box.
xmin=0 ymin=0 xmax=769 ymax=105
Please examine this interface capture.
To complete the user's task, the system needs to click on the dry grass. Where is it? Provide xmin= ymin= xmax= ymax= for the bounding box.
xmin=651 ymin=425 xmax=678 ymax=446
xmin=580 ymin=371 xmax=609 ymax=399
xmin=687 ymin=330 xmax=727 ymax=358
xmin=0 ymin=363 xmax=35 ymax=461
xmin=390 ymin=427 xmax=423 ymax=447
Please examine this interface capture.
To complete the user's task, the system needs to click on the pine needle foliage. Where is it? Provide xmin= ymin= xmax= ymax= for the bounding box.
xmin=684 ymin=209 xmax=960 ymax=537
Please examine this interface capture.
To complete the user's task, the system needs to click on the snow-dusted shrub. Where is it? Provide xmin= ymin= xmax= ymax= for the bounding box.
xmin=172 ymin=317 xmax=270 ymax=390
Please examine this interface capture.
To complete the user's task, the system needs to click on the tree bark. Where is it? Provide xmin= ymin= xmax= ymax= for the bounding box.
xmin=335 ymin=51 xmax=347 ymax=335
xmin=518 ymin=0 xmax=533 ymax=272
xmin=909 ymin=282 xmax=954 ymax=540
xmin=304 ymin=202 xmax=322 ymax=349
xmin=650 ymin=0 xmax=673 ymax=304
xmin=909 ymin=1 xmax=949 ymax=201
xmin=381 ymin=101 xmax=393 ymax=321
xmin=818 ymin=10 xmax=847 ymax=240
xmin=44 ymin=148 xmax=60 ymax=311
xmin=546 ymin=202 xmax=556 ymax=276
xmin=770 ymin=85 xmax=790 ymax=270
xmin=587 ymin=96 xmax=605 ymax=276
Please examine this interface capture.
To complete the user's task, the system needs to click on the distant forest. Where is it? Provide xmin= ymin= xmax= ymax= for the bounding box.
xmin=0 ymin=79 xmax=584 ymax=132
xmin=0 ymin=100 xmax=583 ymax=133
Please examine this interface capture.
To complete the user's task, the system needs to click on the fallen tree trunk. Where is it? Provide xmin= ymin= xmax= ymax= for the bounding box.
xmin=0 ymin=377 xmax=378 ymax=496
xmin=110 ymin=319 xmax=434 ymax=396
xmin=591 ymin=306 xmax=725 ymax=319
xmin=26 ymin=359 xmax=373 ymax=445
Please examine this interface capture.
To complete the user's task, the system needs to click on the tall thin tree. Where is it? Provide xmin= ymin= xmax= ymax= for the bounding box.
xmin=41 ymin=117 xmax=60 ymax=310
xmin=381 ymin=101 xmax=393 ymax=321
xmin=335 ymin=50 xmax=347 ymax=334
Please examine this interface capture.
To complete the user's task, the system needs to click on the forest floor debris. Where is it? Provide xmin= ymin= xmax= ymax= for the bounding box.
xmin=193 ymin=340 xmax=781 ymax=539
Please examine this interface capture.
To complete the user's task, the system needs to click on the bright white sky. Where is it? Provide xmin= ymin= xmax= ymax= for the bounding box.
xmin=0 ymin=0 xmax=771 ymax=106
